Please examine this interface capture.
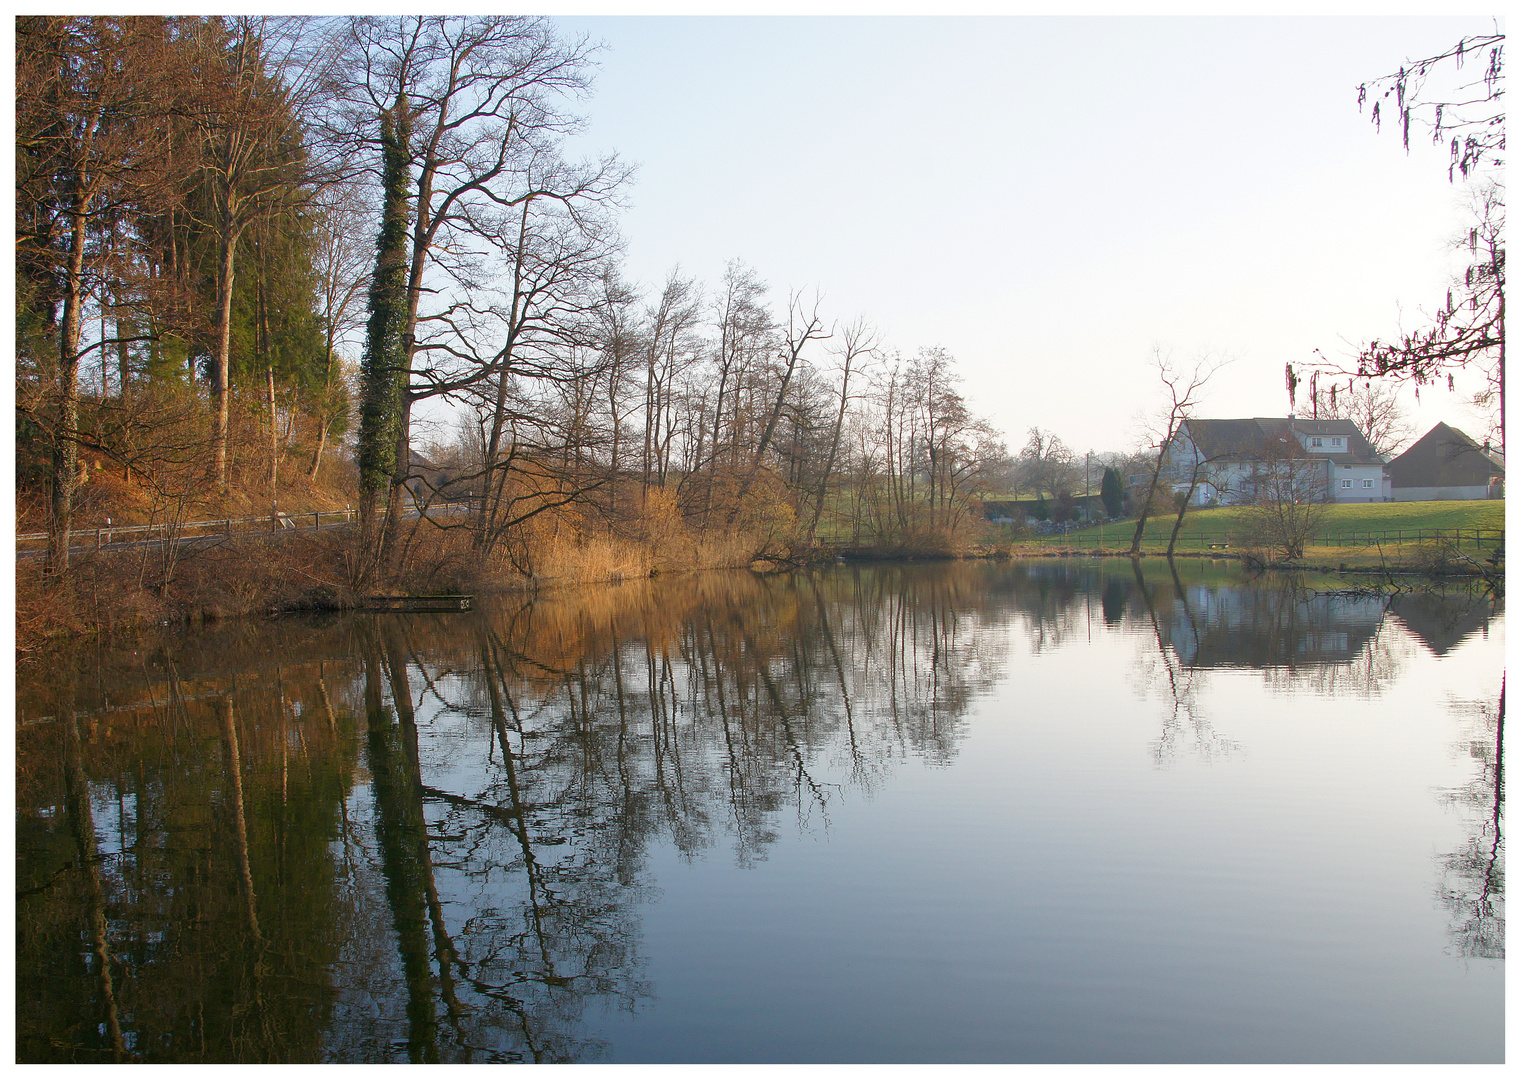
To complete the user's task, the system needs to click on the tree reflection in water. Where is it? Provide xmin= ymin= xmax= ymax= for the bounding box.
xmin=1123 ymin=562 xmax=1504 ymax=960
xmin=13 ymin=561 xmax=1504 ymax=1061
xmin=1435 ymin=677 xmax=1504 ymax=961
xmin=1127 ymin=558 xmax=1240 ymax=766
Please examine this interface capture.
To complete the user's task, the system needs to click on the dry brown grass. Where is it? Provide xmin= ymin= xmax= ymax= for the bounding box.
xmin=460 ymin=494 xmax=762 ymax=593
xmin=15 ymin=554 xmax=168 ymax=653
xmin=15 ymin=528 xmax=361 ymax=654
xmin=16 ymin=477 xmax=793 ymax=651
xmin=28 ymin=420 xmax=361 ymax=534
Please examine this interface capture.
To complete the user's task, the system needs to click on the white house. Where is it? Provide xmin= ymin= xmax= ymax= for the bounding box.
xmin=1162 ymin=417 xmax=1388 ymax=505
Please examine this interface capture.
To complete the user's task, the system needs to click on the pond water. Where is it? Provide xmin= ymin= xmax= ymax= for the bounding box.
xmin=14 ymin=559 xmax=1504 ymax=1063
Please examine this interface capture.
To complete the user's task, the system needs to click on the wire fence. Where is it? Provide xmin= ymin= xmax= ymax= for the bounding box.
xmin=1163 ymin=529 xmax=1504 ymax=550
xmin=1305 ymin=529 xmax=1503 ymax=550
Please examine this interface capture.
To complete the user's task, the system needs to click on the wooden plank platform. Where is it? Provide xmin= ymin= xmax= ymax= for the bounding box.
xmin=361 ymin=595 xmax=472 ymax=613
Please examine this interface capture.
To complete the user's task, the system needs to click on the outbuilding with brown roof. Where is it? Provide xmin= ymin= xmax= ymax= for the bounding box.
xmin=1386 ymin=422 xmax=1503 ymax=501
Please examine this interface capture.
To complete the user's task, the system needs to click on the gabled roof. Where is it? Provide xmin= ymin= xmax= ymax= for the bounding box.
xmin=1182 ymin=418 xmax=1273 ymax=459
xmin=1387 ymin=422 xmax=1504 ymax=488
xmin=1180 ymin=417 xmax=1382 ymax=465
xmin=1286 ymin=417 xmax=1383 ymax=464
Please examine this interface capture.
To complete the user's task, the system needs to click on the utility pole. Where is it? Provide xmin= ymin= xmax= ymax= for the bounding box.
xmin=1085 ymin=451 xmax=1092 ymax=518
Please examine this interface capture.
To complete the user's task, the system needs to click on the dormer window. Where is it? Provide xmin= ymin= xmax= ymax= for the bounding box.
xmin=1309 ymin=437 xmax=1323 ymax=448
xmin=1330 ymin=437 xmax=1344 ymax=449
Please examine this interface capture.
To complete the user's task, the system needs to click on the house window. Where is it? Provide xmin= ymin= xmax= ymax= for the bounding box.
xmin=1362 ymin=479 xmax=1373 ymax=489
xmin=1309 ymin=437 xmax=1323 ymax=448
xmin=1331 ymin=437 xmax=1344 ymax=448
xmin=1340 ymin=478 xmax=1353 ymax=489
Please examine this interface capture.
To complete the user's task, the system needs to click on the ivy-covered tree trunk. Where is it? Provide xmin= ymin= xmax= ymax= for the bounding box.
xmin=356 ymin=96 xmax=412 ymax=581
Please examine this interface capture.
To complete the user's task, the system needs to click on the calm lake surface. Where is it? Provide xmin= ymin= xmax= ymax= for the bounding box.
xmin=15 ymin=559 xmax=1504 ymax=1063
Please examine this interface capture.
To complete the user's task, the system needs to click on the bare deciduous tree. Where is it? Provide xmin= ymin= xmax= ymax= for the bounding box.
xmin=728 ymin=289 xmax=830 ymax=524
xmin=308 ymin=186 xmax=370 ymax=480
xmin=1241 ymin=436 xmax=1331 ymax=561
xmin=801 ymin=317 xmax=877 ymax=542
xmin=638 ymin=269 xmax=703 ymax=495
xmin=333 ymin=15 xmax=626 ymax=573
xmin=1358 ymin=31 xmax=1503 ymax=183
xmin=1017 ymin=427 xmax=1079 ymax=500
xmin=1129 ymin=350 xmax=1226 ymax=556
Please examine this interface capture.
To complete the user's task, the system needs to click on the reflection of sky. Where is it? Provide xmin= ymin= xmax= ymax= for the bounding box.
xmin=14 ymin=565 xmax=1506 ymax=1063
xmin=1386 ymin=610 xmax=1506 ymax=713
xmin=595 ymin=596 xmax=1504 ymax=1062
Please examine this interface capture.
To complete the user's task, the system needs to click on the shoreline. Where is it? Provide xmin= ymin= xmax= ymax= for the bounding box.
xmin=18 ymin=538 xmax=1500 ymax=658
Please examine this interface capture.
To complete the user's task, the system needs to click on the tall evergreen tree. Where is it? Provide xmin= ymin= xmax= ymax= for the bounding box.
xmin=1100 ymin=466 xmax=1124 ymax=518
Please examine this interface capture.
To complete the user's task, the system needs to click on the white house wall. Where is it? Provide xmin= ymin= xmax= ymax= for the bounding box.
xmin=1328 ymin=462 xmax=1386 ymax=502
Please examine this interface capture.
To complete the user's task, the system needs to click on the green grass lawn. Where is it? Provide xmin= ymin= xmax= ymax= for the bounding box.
xmin=1013 ymin=500 xmax=1504 ymax=565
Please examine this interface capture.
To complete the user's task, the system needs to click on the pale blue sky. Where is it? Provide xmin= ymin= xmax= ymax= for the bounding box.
xmin=552 ymin=13 xmax=1500 ymax=456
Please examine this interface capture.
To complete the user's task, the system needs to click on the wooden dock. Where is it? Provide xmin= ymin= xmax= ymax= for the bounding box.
xmin=361 ymin=594 xmax=473 ymax=613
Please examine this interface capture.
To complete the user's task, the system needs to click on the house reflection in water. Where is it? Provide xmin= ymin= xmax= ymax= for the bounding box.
xmin=1386 ymin=592 xmax=1499 ymax=657
xmin=1158 ymin=581 xmax=1389 ymax=669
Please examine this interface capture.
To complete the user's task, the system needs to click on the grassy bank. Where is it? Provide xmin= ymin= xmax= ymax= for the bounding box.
xmin=1006 ymin=500 xmax=1504 ymax=569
